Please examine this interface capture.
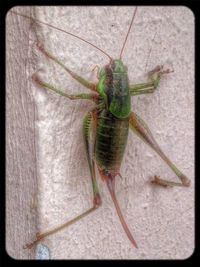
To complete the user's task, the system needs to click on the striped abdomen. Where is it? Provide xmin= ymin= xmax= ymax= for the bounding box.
xmin=95 ymin=109 xmax=129 ymax=171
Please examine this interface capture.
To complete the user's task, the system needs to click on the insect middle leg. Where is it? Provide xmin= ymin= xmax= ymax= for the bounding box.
xmin=24 ymin=109 xmax=101 ymax=249
xmin=32 ymin=73 xmax=98 ymax=101
xmin=129 ymin=65 xmax=173 ymax=96
xmin=129 ymin=112 xmax=190 ymax=187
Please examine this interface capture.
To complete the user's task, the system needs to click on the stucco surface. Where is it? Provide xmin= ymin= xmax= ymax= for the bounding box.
xmin=13 ymin=6 xmax=194 ymax=259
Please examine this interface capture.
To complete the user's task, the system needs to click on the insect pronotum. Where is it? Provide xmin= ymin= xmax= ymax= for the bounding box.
xmin=8 ymin=6 xmax=194 ymax=259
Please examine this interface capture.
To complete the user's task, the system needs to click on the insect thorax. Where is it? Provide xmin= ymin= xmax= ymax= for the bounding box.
xmin=97 ymin=59 xmax=131 ymax=119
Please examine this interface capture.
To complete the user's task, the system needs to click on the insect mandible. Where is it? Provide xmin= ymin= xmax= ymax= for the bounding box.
xmin=9 ymin=6 xmax=192 ymax=253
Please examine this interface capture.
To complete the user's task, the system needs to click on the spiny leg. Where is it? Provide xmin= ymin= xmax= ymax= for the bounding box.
xmin=24 ymin=109 xmax=101 ymax=249
xmin=36 ymin=43 xmax=97 ymax=92
xmin=129 ymin=65 xmax=173 ymax=96
xmin=129 ymin=112 xmax=190 ymax=187
xmin=24 ymin=206 xmax=98 ymax=249
xmin=32 ymin=73 xmax=98 ymax=102
xmin=83 ymin=109 xmax=101 ymax=205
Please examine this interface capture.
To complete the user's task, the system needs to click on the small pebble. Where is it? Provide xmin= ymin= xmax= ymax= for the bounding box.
xmin=36 ymin=244 xmax=50 ymax=260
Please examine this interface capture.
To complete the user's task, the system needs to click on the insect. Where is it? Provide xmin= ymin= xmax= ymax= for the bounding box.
xmin=9 ymin=6 xmax=193 ymax=256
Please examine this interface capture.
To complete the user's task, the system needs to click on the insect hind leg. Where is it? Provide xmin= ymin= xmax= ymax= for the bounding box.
xmin=23 ymin=109 xmax=102 ymax=249
xmin=151 ymin=175 xmax=189 ymax=187
xmin=83 ymin=108 xmax=102 ymax=206
xmin=129 ymin=111 xmax=190 ymax=187
xmin=24 ymin=204 xmax=101 ymax=249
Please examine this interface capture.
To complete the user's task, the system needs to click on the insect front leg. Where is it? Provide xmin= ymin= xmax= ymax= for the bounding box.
xmin=129 ymin=65 xmax=173 ymax=96
xmin=36 ymin=43 xmax=97 ymax=92
xmin=129 ymin=112 xmax=190 ymax=187
xmin=24 ymin=109 xmax=101 ymax=249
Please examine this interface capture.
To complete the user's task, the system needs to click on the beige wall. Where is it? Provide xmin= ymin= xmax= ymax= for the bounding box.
xmin=6 ymin=6 xmax=194 ymax=259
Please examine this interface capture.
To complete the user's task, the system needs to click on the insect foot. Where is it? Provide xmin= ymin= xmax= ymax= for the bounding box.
xmin=179 ymin=174 xmax=191 ymax=187
xmin=148 ymin=65 xmax=174 ymax=78
xmin=151 ymin=175 xmax=191 ymax=188
xmin=32 ymin=73 xmax=45 ymax=88
xmin=23 ymin=232 xmax=43 ymax=249
xmin=35 ymin=42 xmax=51 ymax=60
xmin=147 ymin=65 xmax=174 ymax=88
xmin=151 ymin=175 xmax=172 ymax=187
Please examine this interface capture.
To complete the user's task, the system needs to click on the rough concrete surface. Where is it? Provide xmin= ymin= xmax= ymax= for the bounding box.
xmin=9 ymin=6 xmax=194 ymax=259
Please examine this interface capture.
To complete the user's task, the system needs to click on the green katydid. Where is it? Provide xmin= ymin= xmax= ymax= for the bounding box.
xmin=10 ymin=6 xmax=191 ymax=250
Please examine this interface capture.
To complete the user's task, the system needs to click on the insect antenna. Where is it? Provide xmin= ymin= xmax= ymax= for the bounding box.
xmin=10 ymin=10 xmax=112 ymax=61
xmin=119 ymin=7 xmax=138 ymax=59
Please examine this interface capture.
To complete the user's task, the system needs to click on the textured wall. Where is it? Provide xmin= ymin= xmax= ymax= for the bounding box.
xmin=9 ymin=6 xmax=194 ymax=259
xmin=6 ymin=7 xmax=38 ymax=259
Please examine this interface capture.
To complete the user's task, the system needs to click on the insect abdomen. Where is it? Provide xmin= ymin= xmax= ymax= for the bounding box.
xmin=95 ymin=109 xmax=129 ymax=171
